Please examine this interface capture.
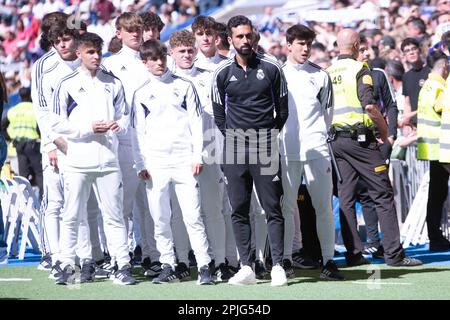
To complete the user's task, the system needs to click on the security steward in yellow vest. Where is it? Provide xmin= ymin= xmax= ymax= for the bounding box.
xmin=421 ymin=51 xmax=450 ymax=252
xmin=3 ymin=87 xmax=43 ymax=198
xmin=327 ymin=29 xmax=422 ymax=267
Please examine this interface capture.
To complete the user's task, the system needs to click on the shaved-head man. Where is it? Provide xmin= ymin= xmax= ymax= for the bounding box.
xmin=327 ymin=29 xmax=422 ymax=268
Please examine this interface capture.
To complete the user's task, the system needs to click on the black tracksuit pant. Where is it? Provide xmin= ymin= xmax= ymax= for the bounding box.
xmin=332 ymin=135 xmax=405 ymax=265
xmin=427 ymin=161 xmax=450 ymax=244
xmin=222 ymin=155 xmax=284 ymax=267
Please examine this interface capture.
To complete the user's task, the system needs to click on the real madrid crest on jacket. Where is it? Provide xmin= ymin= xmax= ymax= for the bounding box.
xmin=212 ymin=51 xmax=288 ymax=135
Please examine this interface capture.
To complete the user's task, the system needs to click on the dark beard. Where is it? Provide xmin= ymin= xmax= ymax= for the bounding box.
xmin=236 ymin=45 xmax=252 ymax=56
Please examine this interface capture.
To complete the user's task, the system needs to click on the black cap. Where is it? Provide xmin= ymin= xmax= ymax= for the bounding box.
xmin=380 ymin=35 xmax=396 ymax=49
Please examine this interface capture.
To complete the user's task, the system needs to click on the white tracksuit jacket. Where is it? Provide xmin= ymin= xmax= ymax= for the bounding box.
xmin=49 ymin=67 xmax=128 ymax=172
xmin=280 ymin=60 xmax=333 ymax=161
xmin=280 ymin=59 xmax=335 ymax=263
xmin=102 ymin=46 xmax=148 ymax=150
xmin=102 ymin=45 xmax=159 ymax=261
xmin=133 ymin=69 xmax=203 ymax=170
xmin=32 ymin=49 xmax=81 ymax=154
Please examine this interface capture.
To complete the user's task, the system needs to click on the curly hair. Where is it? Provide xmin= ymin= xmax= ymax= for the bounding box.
xmin=169 ymin=30 xmax=196 ymax=49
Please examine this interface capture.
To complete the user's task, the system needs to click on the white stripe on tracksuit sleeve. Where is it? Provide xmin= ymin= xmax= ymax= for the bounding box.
xmin=186 ymin=82 xmax=204 ymax=164
xmin=50 ymin=75 xmax=95 ymax=141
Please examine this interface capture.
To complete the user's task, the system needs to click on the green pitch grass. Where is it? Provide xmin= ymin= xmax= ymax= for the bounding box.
xmin=0 ymin=264 xmax=449 ymax=300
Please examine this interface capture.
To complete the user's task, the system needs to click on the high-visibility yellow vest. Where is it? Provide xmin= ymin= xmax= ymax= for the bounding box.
xmin=416 ymin=73 xmax=445 ymax=161
xmin=6 ymin=102 xmax=40 ymax=141
xmin=438 ymin=77 xmax=450 ymax=163
xmin=327 ymin=59 xmax=373 ymax=128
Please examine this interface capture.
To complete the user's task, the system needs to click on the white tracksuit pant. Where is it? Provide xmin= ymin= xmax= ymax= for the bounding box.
xmin=42 ymin=159 xmax=64 ymax=262
xmin=292 ymin=205 xmax=302 ymax=253
xmin=77 ymin=189 xmax=103 ymax=262
xmin=198 ymin=163 xmax=226 ymax=264
xmin=59 ymin=170 xmax=129 ymax=268
xmin=119 ymin=146 xmax=158 ymax=261
xmin=172 ymin=165 xmax=236 ymax=267
xmin=133 ymin=181 xmax=160 ymax=262
xmin=146 ymin=165 xmax=210 ymax=269
xmin=250 ymin=188 xmax=268 ymax=262
xmin=281 ymin=157 xmax=335 ymax=263
xmin=171 ymin=188 xmax=191 ymax=265
xmin=42 ymin=158 xmax=100 ymax=264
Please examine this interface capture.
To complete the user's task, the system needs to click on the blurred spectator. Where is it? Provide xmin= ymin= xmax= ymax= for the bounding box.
xmin=436 ymin=0 xmax=450 ymax=13
xmin=379 ymin=35 xmax=396 ymax=51
xmin=96 ymin=0 xmax=116 ymax=22
xmin=310 ymin=42 xmax=328 ymax=63
xmin=386 ymin=59 xmax=405 ymax=114
xmin=19 ymin=56 xmax=31 ymax=88
xmin=401 ymin=37 xmax=430 ymax=127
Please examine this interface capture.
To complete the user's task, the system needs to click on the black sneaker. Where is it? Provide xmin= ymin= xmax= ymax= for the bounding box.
xmin=38 ymin=253 xmax=52 ymax=271
xmin=363 ymin=244 xmax=379 ymax=256
xmin=55 ymin=265 xmax=76 ymax=285
xmin=197 ymin=265 xmax=214 ymax=285
xmin=113 ymin=265 xmax=136 ymax=285
xmin=388 ymin=256 xmax=423 ymax=267
xmin=215 ymin=263 xmax=234 ymax=282
xmin=80 ymin=260 xmax=95 ymax=283
xmin=175 ymin=262 xmax=191 ymax=281
xmin=320 ymin=260 xmax=345 ymax=281
xmin=144 ymin=261 xmax=163 ymax=277
xmin=225 ymin=258 xmax=240 ymax=274
xmin=282 ymin=259 xmax=295 ymax=278
xmin=133 ymin=245 xmax=142 ymax=264
xmin=152 ymin=264 xmax=179 ymax=284
xmin=372 ymin=246 xmax=384 ymax=259
xmin=95 ymin=259 xmax=117 ymax=279
xmin=430 ymin=238 xmax=450 ymax=252
xmin=255 ymin=260 xmax=268 ymax=280
xmin=345 ymin=253 xmax=371 ymax=267
xmin=292 ymin=249 xmax=319 ymax=269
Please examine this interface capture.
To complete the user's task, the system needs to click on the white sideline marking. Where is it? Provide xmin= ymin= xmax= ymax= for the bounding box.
xmin=0 ymin=278 xmax=32 ymax=282
xmin=352 ymin=281 xmax=412 ymax=285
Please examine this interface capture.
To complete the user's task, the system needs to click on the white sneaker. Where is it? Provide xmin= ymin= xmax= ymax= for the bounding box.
xmin=270 ymin=264 xmax=288 ymax=287
xmin=228 ymin=266 xmax=256 ymax=285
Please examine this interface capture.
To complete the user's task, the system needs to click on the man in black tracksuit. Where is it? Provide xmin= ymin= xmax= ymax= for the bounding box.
xmin=212 ymin=15 xmax=289 ymax=286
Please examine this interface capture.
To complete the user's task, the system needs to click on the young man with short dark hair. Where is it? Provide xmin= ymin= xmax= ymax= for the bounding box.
xmin=103 ymin=12 xmax=162 ymax=276
xmin=281 ymin=24 xmax=343 ymax=280
xmin=133 ymin=39 xmax=214 ymax=285
xmin=50 ymin=32 xmax=135 ymax=286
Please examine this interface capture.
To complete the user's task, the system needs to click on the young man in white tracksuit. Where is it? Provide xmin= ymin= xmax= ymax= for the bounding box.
xmin=49 ymin=32 xmax=135 ymax=285
xmin=102 ymin=12 xmax=161 ymax=277
xmin=280 ymin=24 xmax=344 ymax=281
xmin=192 ymin=16 xmax=239 ymax=271
xmin=32 ymin=18 xmax=103 ymax=282
xmin=169 ymin=29 xmax=234 ymax=281
xmin=31 ymin=12 xmax=71 ymax=271
xmin=132 ymin=39 xmax=213 ymax=285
